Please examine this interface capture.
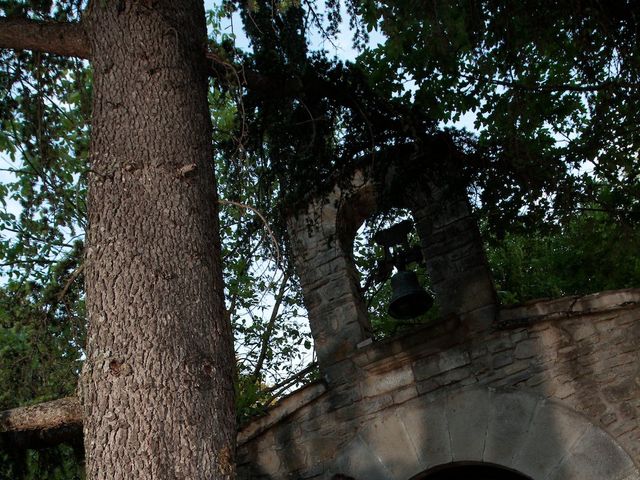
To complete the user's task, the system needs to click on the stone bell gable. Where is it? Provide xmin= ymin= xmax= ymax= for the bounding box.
xmin=237 ymin=156 xmax=640 ymax=479
xmin=286 ymin=155 xmax=496 ymax=380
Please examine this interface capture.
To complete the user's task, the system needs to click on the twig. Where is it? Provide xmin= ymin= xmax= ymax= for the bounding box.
xmin=461 ymin=72 xmax=640 ymax=93
xmin=218 ymin=199 xmax=281 ymax=266
xmin=301 ymin=0 xmax=338 ymax=50
xmin=263 ymin=362 xmax=318 ymax=396
xmin=252 ymin=272 xmax=290 ymax=379
xmin=57 ymin=263 xmax=84 ymax=301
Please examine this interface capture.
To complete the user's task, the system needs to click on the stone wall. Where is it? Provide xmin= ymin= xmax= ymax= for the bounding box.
xmin=237 ymin=289 xmax=640 ymax=480
xmin=287 ymin=165 xmax=496 ymax=377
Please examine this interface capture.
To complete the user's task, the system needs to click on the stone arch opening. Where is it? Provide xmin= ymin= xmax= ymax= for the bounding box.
xmin=351 ymin=207 xmax=436 ymax=337
xmin=329 ymin=388 xmax=639 ymax=480
xmin=413 ymin=462 xmax=533 ymax=480
xmin=288 ymin=159 xmax=497 ymax=373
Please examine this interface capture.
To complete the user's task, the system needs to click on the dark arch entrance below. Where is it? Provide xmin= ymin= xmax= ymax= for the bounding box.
xmin=414 ymin=462 xmax=533 ymax=480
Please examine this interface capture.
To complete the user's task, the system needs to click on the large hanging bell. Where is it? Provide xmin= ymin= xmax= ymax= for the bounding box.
xmin=388 ymin=270 xmax=433 ymax=320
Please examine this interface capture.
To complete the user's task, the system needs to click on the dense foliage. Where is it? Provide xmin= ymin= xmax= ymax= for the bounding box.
xmin=348 ymin=0 xmax=640 ymax=232
xmin=487 ymin=210 xmax=640 ymax=304
xmin=0 ymin=0 xmax=639 ymax=477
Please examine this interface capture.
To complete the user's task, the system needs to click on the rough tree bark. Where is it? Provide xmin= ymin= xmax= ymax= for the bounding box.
xmin=1 ymin=1 xmax=236 ymax=479
xmin=78 ymin=1 xmax=235 ymax=478
xmin=0 ymin=397 xmax=82 ymax=450
xmin=0 ymin=17 xmax=89 ymax=58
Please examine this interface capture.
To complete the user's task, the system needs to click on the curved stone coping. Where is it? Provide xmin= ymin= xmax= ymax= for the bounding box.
xmin=329 ymin=387 xmax=640 ymax=480
xmin=353 ymin=288 xmax=640 ymax=370
xmin=237 ymin=381 xmax=327 ymax=445
xmin=499 ymin=288 xmax=640 ymax=327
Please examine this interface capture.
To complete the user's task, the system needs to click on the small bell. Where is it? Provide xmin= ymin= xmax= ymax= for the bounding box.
xmin=388 ymin=270 xmax=433 ymax=320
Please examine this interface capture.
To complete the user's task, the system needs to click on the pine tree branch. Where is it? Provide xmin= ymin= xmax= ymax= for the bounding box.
xmin=0 ymin=396 xmax=83 ymax=449
xmin=461 ymin=72 xmax=640 ymax=92
xmin=0 ymin=17 xmax=90 ymax=59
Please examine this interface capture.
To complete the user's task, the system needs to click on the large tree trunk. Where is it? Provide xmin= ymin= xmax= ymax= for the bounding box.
xmin=81 ymin=2 xmax=235 ymax=478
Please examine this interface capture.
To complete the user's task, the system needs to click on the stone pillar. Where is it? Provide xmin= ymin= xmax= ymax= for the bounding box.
xmin=287 ymin=173 xmax=374 ymax=376
xmin=409 ymin=182 xmax=497 ymax=328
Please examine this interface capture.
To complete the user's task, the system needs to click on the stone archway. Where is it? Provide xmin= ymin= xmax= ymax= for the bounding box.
xmin=414 ymin=462 xmax=532 ymax=480
xmin=329 ymin=388 xmax=639 ymax=480
xmin=287 ymin=161 xmax=496 ymax=376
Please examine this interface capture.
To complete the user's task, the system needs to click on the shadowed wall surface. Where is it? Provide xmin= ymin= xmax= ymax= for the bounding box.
xmin=237 ymin=289 xmax=640 ymax=480
xmin=240 ymin=167 xmax=640 ymax=479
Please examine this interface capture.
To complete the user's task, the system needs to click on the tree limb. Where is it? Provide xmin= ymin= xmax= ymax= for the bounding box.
xmin=461 ymin=72 xmax=640 ymax=92
xmin=0 ymin=16 xmax=408 ymax=135
xmin=252 ymin=272 xmax=290 ymax=379
xmin=0 ymin=396 xmax=83 ymax=449
xmin=0 ymin=17 xmax=90 ymax=59
xmin=263 ymin=362 xmax=318 ymax=397
xmin=57 ymin=263 xmax=85 ymax=301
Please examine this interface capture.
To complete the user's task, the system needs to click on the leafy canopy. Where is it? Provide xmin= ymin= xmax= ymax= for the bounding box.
xmin=1 ymin=0 xmax=640 ymax=477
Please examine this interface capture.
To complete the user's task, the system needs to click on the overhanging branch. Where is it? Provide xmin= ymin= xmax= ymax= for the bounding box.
xmin=0 ymin=16 xmax=278 ymax=93
xmin=0 ymin=396 xmax=83 ymax=449
xmin=0 ymin=17 xmax=90 ymax=59
xmin=0 ymin=17 xmax=372 ymax=111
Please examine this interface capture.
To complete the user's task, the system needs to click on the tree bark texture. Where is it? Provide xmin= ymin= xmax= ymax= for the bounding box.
xmin=81 ymin=2 xmax=235 ymax=479
xmin=0 ymin=17 xmax=89 ymax=58
xmin=0 ymin=397 xmax=82 ymax=450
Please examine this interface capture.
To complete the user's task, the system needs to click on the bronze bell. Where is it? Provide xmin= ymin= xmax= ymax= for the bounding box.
xmin=388 ymin=270 xmax=433 ymax=320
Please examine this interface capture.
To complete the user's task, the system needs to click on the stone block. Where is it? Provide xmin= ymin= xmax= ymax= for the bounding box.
xmin=360 ymin=394 xmax=394 ymax=416
xmin=435 ymin=367 xmax=471 ymax=386
xmin=569 ymin=322 xmax=597 ymax=342
xmin=510 ymin=329 xmax=529 ymax=343
xmin=487 ymin=337 xmax=513 ymax=353
xmin=470 ymin=356 xmax=490 ymax=377
xmin=483 ymin=390 xmax=540 ymax=467
xmin=514 ymin=339 xmax=538 ymax=359
xmin=413 ymin=349 xmax=470 ymax=382
xmin=525 ymin=372 xmax=548 ymax=388
xmin=549 ymin=425 xmax=638 ymax=480
xmin=299 ymin=257 xmax=343 ymax=286
xmin=393 ymin=385 xmax=418 ymax=405
xmin=471 ymin=343 xmax=488 ymax=359
xmin=323 ymin=359 xmax=358 ymax=387
xmin=594 ymin=315 xmax=618 ymax=333
xmin=461 ymin=304 xmax=497 ymax=333
xmin=298 ymin=461 xmax=325 ymax=479
xmin=328 ymin=385 xmax=362 ymax=410
xmin=329 ymin=434 xmax=393 ymax=480
xmin=416 ymin=379 xmax=440 ymax=395
xmin=512 ymin=400 xmax=590 ymax=479
xmin=439 ymin=349 xmax=471 ymax=372
xmin=253 ymin=444 xmax=282 ymax=478
xmin=446 ymin=388 xmax=492 ymax=462
xmin=412 ymin=355 xmax=440 ymax=381
xmin=573 ymin=289 xmax=640 ymax=313
xmin=615 ymin=310 xmax=638 ymax=326
xmin=554 ymin=381 xmax=576 ymax=400
xmin=360 ymin=365 xmax=415 ymax=398
xmin=541 ymin=327 xmax=573 ymax=349
xmin=601 ymin=412 xmax=618 ymax=426
xmin=359 ymin=409 xmax=423 ymax=479
xmin=396 ymin=397 xmax=452 ymax=470
xmin=434 ymin=267 xmax=496 ymax=316
xmin=501 ymin=360 xmax=529 ymax=376
xmin=298 ymin=435 xmax=340 ymax=468
xmin=492 ymin=352 xmax=513 ymax=369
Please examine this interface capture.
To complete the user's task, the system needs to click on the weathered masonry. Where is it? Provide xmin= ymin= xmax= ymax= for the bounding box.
xmin=237 ymin=161 xmax=640 ymax=480
xmin=238 ymin=289 xmax=640 ymax=479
